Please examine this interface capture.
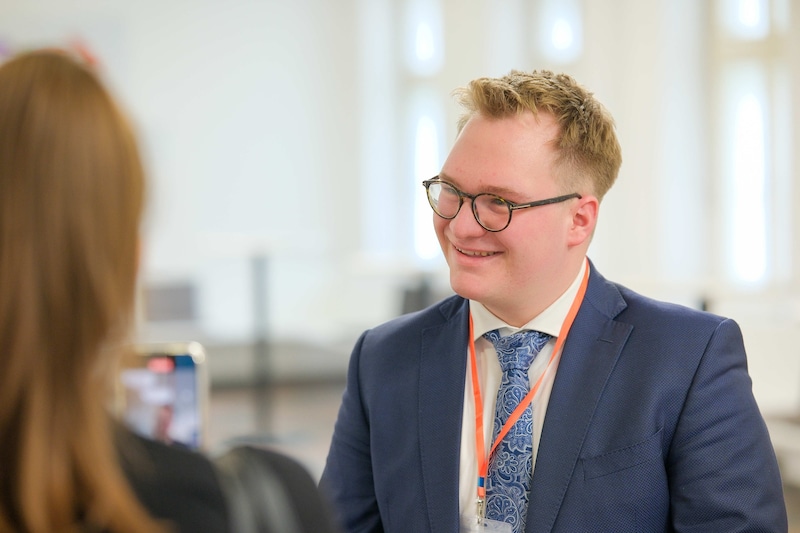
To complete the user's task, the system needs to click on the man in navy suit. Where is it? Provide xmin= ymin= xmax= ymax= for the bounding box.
xmin=320 ymin=70 xmax=787 ymax=532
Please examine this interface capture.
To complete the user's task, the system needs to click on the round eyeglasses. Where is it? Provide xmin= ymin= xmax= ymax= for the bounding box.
xmin=422 ymin=177 xmax=582 ymax=232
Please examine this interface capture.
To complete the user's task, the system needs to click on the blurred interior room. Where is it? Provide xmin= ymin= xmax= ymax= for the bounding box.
xmin=1 ymin=0 xmax=798 ymax=527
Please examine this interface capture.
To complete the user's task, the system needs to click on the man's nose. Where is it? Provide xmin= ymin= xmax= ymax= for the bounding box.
xmin=449 ymin=198 xmax=485 ymax=236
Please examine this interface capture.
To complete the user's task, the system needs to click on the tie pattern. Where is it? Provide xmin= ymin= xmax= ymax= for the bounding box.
xmin=483 ymin=329 xmax=551 ymax=533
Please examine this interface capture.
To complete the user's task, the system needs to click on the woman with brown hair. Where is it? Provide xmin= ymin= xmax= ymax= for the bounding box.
xmin=0 ymin=49 xmax=229 ymax=532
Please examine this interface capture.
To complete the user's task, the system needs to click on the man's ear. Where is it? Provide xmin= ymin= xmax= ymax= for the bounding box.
xmin=567 ymin=195 xmax=599 ymax=247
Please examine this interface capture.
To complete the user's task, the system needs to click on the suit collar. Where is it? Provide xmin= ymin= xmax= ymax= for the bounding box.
xmin=526 ymin=261 xmax=632 ymax=532
xmin=582 ymin=258 xmax=627 ymax=320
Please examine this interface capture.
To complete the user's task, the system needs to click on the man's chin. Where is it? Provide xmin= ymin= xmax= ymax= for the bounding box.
xmin=449 ymin=274 xmax=486 ymax=303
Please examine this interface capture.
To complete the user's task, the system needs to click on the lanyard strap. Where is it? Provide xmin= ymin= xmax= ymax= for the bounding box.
xmin=471 ymin=259 xmax=590 ymax=500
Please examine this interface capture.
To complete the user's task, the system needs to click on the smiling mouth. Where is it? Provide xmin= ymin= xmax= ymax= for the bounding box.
xmin=455 ymin=246 xmax=498 ymax=257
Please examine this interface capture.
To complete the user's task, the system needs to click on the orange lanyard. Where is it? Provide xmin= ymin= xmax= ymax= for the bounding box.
xmin=469 ymin=260 xmax=589 ymax=518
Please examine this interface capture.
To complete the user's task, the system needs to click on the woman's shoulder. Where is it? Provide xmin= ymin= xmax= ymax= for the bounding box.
xmin=117 ymin=429 xmax=230 ymax=532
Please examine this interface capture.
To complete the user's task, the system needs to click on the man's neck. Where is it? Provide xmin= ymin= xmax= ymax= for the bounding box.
xmin=482 ymin=258 xmax=587 ymax=328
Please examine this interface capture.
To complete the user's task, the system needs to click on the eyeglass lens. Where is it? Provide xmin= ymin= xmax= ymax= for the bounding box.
xmin=427 ymin=181 xmax=510 ymax=231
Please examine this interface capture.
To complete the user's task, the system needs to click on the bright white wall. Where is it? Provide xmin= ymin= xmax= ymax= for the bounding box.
xmin=1 ymin=0 xmax=798 ymax=413
xmin=0 ymin=0 xmax=363 ymax=343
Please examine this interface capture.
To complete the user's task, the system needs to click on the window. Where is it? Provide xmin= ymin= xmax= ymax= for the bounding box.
xmin=413 ymin=112 xmax=441 ymax=260
xmin=714 ymin=0 xmax=792 ymax=286
xmin=405 ymin=0 xmax=445 ymax=263
xmin=537 ymin=0 xmax=583 ymax=64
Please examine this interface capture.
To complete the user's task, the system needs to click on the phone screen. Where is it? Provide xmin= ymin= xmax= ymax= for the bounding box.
xmin=117 ymin=344 xmax=207 ymax=450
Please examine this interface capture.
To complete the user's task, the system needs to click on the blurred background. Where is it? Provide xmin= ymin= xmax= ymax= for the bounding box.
xmin=1 ymin=0 xmax=798 ymax=518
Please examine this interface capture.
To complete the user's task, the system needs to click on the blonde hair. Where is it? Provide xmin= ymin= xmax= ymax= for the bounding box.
xmin=453 ymin=69 xmax=622 ymax=200
xmin=0 ymin=50 xmax=165 ymax=532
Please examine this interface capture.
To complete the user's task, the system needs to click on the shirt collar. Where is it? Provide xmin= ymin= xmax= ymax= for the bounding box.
xmin=470 ymin=259 xmax=587 ymax=340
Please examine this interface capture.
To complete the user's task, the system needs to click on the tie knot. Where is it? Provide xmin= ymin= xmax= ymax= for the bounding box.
xmin=483 ymin=329 xmax=551 ymax=372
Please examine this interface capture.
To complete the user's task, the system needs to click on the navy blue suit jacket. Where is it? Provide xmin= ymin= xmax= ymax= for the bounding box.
xmin=320 ymin=263 xmax=787 ymax=532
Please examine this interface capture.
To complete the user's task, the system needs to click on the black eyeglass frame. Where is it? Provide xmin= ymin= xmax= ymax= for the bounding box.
xmin=422 ymin=176 xmax=582 ymax=232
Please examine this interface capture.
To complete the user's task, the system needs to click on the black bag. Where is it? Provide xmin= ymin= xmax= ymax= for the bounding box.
xmin=213 ymin=446 xmax=340 ymax=533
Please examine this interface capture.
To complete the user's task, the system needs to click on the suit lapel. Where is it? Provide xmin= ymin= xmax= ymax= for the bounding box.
xmin=418 ymin=297 xmax=470 ymax=533
xmin=526 ymin=265 xmax=633 ymax=532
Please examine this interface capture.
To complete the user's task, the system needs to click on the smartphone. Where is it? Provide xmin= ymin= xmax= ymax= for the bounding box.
xmin=116 ymin=341 xmax=209 ymax=450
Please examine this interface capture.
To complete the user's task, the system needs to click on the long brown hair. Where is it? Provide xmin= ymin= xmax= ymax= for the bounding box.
xmin=0 ymin=50 xmax=165 ymax=532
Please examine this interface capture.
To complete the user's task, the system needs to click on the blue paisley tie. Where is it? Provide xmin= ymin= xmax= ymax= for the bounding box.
xmin=483 ymin=329 xmax=551 ymax=533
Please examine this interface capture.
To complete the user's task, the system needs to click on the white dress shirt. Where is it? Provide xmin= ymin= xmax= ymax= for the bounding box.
xmin=457 ymin=260 xmax=587 ymax=525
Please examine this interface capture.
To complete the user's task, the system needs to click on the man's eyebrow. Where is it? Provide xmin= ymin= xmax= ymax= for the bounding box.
xmin=439 ymin=172 xmax=523 ymax=199
xmin=436 ymin=172 xmax=469 ymax=191
xmin=481 ymin=184 xmax=521 ymax=198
